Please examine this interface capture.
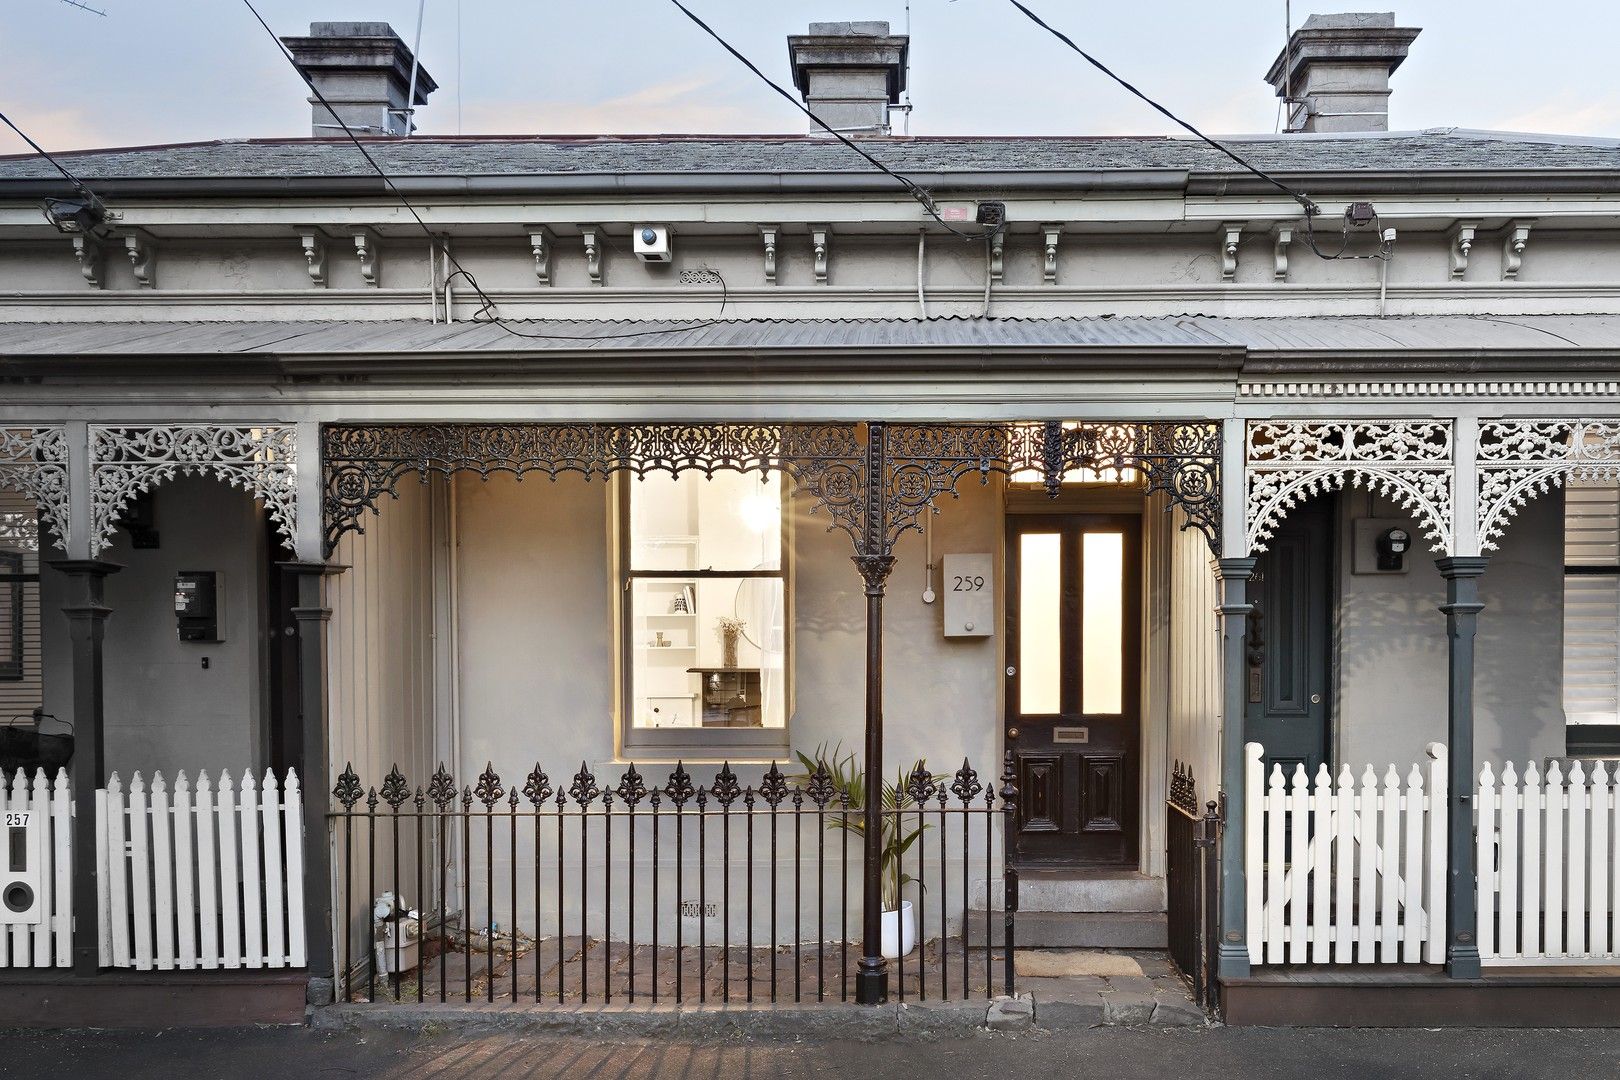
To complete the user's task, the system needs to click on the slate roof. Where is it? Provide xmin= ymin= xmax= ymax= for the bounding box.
xmin=2 ymin=315 xmax=1618 ymax=357
xmin=0 ymin=130 xmax=1615 ymax=183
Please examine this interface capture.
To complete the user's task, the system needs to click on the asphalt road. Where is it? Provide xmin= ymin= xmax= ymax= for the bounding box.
xmin=3 ymin=1025 xmax=1619 ymax=1080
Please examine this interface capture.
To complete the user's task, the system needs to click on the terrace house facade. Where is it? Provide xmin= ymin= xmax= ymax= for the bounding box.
xmin=1 ymin=14 xmax=1619 ymax=1026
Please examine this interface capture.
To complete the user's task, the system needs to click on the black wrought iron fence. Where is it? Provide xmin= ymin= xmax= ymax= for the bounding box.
xmin=1165 ymin=761 xmax=1220 ymax=1010
xmin=329 ymin=755 xmax=1016 ymax=1006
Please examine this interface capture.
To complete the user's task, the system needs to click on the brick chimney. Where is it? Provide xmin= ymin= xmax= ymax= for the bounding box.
xmin=1265 ymin=13 xmax=1420 ymax=133
xmin=279 ymin=22 xmax=437 ymax=137
xmin=786 ymin=21 xmax=908 ymax=136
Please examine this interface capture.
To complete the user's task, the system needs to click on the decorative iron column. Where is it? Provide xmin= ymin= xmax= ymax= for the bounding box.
xmin=853 ymin=422 xmax=894 ymax=1006
xmin=281 ymin=560 xmax=346 ymax=1005
xmin=1215 ymin=556 xmax=1255 ymax=980
xmin=1437 ymin=555 xmax=1487 ymax=979
xmin=49 ymin=558 xmax=119 ymax=977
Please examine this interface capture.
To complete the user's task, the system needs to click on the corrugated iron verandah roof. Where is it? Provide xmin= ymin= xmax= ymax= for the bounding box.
xmin=0 ymin=316 xmax=1229 ymax=357
xmin=7 ymin=314 xmax=1620 ymax=360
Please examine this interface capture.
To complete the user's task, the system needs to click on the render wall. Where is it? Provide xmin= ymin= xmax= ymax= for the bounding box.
xmin=1165 ymin=505 xmax=1223 ymax=799
xmin=446 ymin=471 xmax=1006 ymax=945
xmin=1334 ymin=491 xmax=1565 ymax=772
xmin=326 ymin=473 xmax=443 ymax=966
xmin=42 ymin=477 xmax=268 ymax=779
xmin=452 ymin=471 xmax=1004 ymax=785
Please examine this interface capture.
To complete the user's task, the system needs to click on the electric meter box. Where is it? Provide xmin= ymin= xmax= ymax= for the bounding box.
xmin=174 ymin=570 xmax=222 ymax=642
xmin=2 ymin=806 xmax=44 ymax=925
xmin=942 ymin=554 xmax=993 ymax=638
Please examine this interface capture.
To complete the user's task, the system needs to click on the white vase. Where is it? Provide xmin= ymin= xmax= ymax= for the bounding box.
xmin=880 ymin=900 xmax=916 ymax=959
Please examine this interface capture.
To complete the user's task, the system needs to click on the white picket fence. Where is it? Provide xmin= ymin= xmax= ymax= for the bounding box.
xmin=0 ymin=768 xmax=72 ymax=968
xmin=1245 ymin=742 xmax=1447 ymax=966
xmin=99 ymin=769 xmax=306 ymax=971
xmin=1478 ymin=759 xmax=1620 ymax=967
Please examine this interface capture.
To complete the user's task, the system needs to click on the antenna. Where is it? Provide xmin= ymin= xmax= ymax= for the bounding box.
xmin=59 ymin=0 xmax=108 ymax=14
xmin=404 ymin=0 xmax=426 ymax=136
xmin=1282 ymin=0 xmax=1295 ymax=131
xmin=902 ymin=0 xmax=913 ymax=135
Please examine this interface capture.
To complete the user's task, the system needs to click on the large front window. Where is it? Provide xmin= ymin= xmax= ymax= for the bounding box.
xmin=1565 ymin=480 xmax=1620 ymax=752
xmin=620 ymin=471 xmax=788 ymax=752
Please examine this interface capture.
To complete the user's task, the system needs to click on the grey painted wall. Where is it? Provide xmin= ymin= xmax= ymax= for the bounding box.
xmin=451 ymin=471 xmax=1003 ymax=782
xmin=42 ymin=476 xmax=269 ymax=778
xmin=1335 ymin=490 xmax=1564 ymax=771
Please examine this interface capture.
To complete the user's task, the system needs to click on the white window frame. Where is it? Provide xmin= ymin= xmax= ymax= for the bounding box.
xmin=615 ymin=473 xmax=793 ymax=757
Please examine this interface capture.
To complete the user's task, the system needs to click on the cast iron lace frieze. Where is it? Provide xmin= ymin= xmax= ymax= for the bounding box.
xmin=1476 ymin=419 xmax=1620 ymax=551
xmin=887 ymin=421 xmax=1221 ymax=551
xmin=323 ymin=420 xmax=1223 ymax=558
xmin=1245 ymin=420 xmax=1454 ymax=554
xmin=0 ymin=426 xmax=69 ymax=551
xmin=322 ymin=422 xmax=867 ymax=556
xmin=89 ymin=425 xmax=297 ymax=556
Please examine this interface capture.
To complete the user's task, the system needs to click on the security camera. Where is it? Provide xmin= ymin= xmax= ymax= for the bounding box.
xmin=634 ymin=225 xmax=673 ymax=263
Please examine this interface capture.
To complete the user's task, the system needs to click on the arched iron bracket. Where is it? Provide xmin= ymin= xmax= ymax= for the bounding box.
xmin=89 ymin=425 xmax=298 ymax=557
xmin=1477 ymin=419 xmax=1620 ymax=551
xmin=887 ymin=421 xmax=1222 ymax=553
xmin=1246 ymin=420 xmax=1453 ymax=554
xmin=0 ymin=426 xmax=69 ymax=551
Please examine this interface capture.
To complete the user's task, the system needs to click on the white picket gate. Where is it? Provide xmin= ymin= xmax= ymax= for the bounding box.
xmin=100 ymin=769 xmax=306 ymax=971
xmin=0 ymin=768 xmax=72 ymax=968
xmin=1245 ymin=742 xmax=1447 ymax=966
xmin=1478 ymin=758 xmax=1620 ymax=967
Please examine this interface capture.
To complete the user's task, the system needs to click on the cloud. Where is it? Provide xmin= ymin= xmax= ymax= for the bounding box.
xmin=427 ymin=74 xmax=788 ymax=136
xmin=1494 ymin=94 xmax=1620 ymax=137
xmin=0 ymin=104 xmax=142 ymax=156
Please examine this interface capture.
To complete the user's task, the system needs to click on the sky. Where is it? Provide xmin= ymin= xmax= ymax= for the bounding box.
xmin=2 ymin=1 xmax=1618 ymax=156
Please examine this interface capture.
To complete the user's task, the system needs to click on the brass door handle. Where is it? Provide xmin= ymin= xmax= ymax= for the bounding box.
xmin=1007 ymin=727 xmax=1020 ymax=740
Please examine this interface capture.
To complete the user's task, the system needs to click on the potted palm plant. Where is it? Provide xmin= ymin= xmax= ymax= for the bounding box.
xmin=795 ymin=744 xmax=927 ymax=958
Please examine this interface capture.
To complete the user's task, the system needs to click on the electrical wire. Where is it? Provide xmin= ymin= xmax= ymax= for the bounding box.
xmin=241 ymin=0 xmax=731 ymax=341
xmin=1001 ymin=0 xmax=1320 ymax=217
xmin=664 ymin=0 xmax=996 ymax=242
xmin=0 ymin=108 xmax=101 ymax=202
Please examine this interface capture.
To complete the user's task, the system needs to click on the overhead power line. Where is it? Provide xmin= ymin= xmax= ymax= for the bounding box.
xmin=241 ymin=0 xmax=731 ymax=341
xmin=1001 ymin=0 xmax=1321 ymax=217
xmin=664 ymin=0 xmax=994 ymax=241
xmin=0 ymin=108 xmax=100 ymax=200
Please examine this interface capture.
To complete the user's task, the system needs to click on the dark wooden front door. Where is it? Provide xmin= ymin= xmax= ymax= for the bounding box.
xmin=1005 ymin=513 xmax=1141 ymax=868
xmin=1244 ymin=498 xmax=1334 ymax=778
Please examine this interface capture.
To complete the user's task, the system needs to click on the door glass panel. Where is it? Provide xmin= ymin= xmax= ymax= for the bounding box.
xmin=1081 ymin=531 xmax=1124 ymax=714
xmin=1018 ymin=532 xmax=1062 ymax=714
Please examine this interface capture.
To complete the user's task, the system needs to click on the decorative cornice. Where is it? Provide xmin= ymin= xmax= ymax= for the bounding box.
xmin=526 ymin=225 xmax=553 ymax=286
xmin=1240 ymin=380 xmax=1620 ymax=400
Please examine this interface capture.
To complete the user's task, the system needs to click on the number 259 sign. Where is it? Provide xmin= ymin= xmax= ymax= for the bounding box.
xmin=942 ymin=554 xmax=993 ymax=639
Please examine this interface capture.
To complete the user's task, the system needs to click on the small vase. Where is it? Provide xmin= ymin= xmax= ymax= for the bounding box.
xmin=722 ymin=628 xmax=740 ymax=669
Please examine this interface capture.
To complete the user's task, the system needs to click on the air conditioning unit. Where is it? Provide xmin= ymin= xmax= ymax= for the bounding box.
xmin=633 ymin=225 xmax=673 ymax=263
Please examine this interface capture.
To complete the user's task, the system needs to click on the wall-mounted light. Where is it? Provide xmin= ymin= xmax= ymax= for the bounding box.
xmin=42 ymin=195 xmax=107 ymax=236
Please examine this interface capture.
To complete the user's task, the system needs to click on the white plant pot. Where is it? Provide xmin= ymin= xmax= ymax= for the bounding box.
xmin=880 ymin=900 xmax=916 ymax=959
xmin=374 ymin=922 xmax=421 ymax=975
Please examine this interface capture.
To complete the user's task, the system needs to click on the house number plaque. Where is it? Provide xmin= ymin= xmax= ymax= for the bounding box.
xmin=942 ymin=553 xmax=993 ymax=639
